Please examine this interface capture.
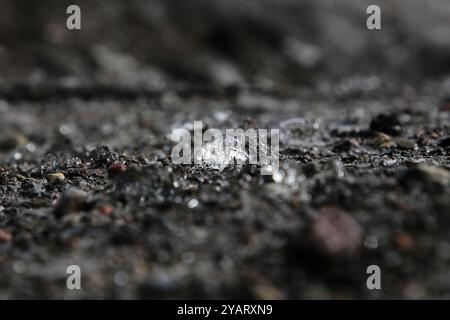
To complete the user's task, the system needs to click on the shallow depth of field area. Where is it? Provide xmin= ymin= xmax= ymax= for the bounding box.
xmin=0 ymin=0 xmax=449 ymax=299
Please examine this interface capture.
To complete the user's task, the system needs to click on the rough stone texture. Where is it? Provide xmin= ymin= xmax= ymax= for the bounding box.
xmin=0 ymin=0 xmax=449 ymax=299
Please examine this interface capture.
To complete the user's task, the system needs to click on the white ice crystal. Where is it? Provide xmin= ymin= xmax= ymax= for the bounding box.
xmin=195 ymin=135 xmax=248 ymax=171
xmin=195 ymin=134 xmax=278 ymax=172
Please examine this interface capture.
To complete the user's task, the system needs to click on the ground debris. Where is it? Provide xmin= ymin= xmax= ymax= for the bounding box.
xmin=53 ymin=188 xmax=88 ymax=217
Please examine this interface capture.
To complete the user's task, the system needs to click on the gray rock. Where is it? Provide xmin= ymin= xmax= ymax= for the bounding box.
xmin=401 ymin=164 xmax=450 ymax=188
xmin=396 ymin=138 xmax=418 ymax=150
xmin=53 ymin=188 xmax=87 ymax=217
xmin=46 ymin=173 xmax=66 ymax=183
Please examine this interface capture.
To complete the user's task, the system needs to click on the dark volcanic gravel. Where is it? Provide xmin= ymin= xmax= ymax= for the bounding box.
xmin=0 ymin=83 xmax=449 ymax=299
xmin=0 ymin=0 xmax=450 ymax=299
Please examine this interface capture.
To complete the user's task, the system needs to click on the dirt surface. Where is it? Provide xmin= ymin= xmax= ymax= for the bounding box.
xmin=0 ymin=0 xmax=450 ymax=299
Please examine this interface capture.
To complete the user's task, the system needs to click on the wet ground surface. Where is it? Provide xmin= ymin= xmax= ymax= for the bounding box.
xmin=1 ymin=0 xmax=450 ymax=299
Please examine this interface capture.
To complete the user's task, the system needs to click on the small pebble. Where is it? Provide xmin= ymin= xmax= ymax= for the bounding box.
xmin=0 ymin=229 xmax=12 ymax=243
xmin=108 ymin=162 xmax=127 ymax=176
xmin=100 ymin=205 xmax=114 ymax=216
xmin=333 ymin=140 xmax=358 ymax=153
xmin=25 ymin=143 xmax=36 ymax=152
xmin=369 ymin=132 xmax=392 ymax=148
xmin=53 ymin=188 xmax=87 ymax=217
xmin=394 ymin=232 xmax=415 ymax=252
xmin=88 ymin=146 xmax=117 ymax=167
xmin=401 ymin=164 xmax=450 ymax=188
xmin=309 ymin=207 xmax=362 ymax=256
xmin=253 ymin=283 xmax=286 ymax=300
xmin=114 ymin=271 xmax=129 ymax=287
xmin=187 ymin=199 xmax=199 ymax=209
xmin=396 ymin=138 xmax=418 ymax=150
xmin=46 ymin=172 xmax=66 ymax=183
xmin=370 ymin=113 xmax=402 ymax=136
xmin=58 ymin=124 xmax=74 ymax=136
xmin=364 ymin=236 xmax=379 ymax=249
xmin=15 ymin=174 xmax=29 ymax=181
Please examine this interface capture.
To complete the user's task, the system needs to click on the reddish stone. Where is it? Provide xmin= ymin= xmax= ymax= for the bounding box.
xmin=394 ymin=232 xmax=415 ymax=252
xmin=309 ymin=207 xmax=362 ymax=256
xmin=108 ymin=162 xmax=127 ymax=176
xmin=0 ymin=229 xmax=12 ymax=243
xmin=100 ymin=205 xmax=114 ymax=216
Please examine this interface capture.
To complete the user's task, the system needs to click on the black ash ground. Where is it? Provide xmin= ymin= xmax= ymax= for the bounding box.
xmin=1 ymin=82 xmax=449 ymax=299
xmin=0 ymin=0 xmax=450 ymax=299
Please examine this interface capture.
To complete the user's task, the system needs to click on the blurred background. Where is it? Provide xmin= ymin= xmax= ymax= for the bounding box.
xmin=0 ymin=0 xmax=449 ymax=89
